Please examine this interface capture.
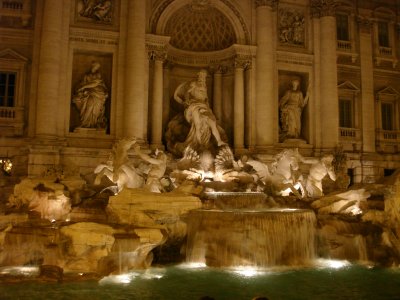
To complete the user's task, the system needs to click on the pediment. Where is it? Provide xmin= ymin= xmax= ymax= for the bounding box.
xmin=338 ymin=81 xmax=359 ymax=92
xmin=377 ymin=86 xmax=400 ymax=96
xmin=0 ymin=48 xmax=28 ymax=62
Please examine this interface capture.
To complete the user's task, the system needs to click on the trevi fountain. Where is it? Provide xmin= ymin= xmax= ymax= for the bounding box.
xmin=1 ymin=70 xmax=400 ymax=299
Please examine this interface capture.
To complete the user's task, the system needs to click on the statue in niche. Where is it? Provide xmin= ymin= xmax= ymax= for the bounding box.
xmin=72 ymin=61 xmax=108 ymax=129
xmin=279 ymin=8 xmax=305 ymax=46
xmin=79 ymin=0 xmax=112 ymax=23
xmin=279 ymin=79 xmax=310 ymax=141
xmin=166 ymin=69 xmax=228 ymax=157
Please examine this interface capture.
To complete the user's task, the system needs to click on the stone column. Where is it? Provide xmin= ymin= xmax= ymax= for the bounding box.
xmin=149 ymin=50 xmax=166 ymax=149
xmin=312 ymin=0 xmax=339 ymax=149
xmin=255 ymin=0 xmax=277 ymax=149
xmin=212 ymin=66 xmax=223 ymax=122
xmin=233 ymin=58 xmax=249 ymax=152
xmin=124 ymin=0 xmax=147 ymax=142
xmin=358 ymin=15 xmax=375 ymax=152
xmin=35 ymin=0 xmax=64 ymax=138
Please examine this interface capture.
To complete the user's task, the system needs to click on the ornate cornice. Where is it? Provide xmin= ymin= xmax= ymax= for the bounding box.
xmin=310 ymin=0 xmax=338 ymax=18
xmin=255 ymin=0 xmax=278 ymax=9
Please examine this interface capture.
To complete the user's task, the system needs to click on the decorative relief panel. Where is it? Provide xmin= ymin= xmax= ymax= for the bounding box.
xmin=74 ymin=0 xmax=118 ymax=28
xmin=278 ymin=7 xmax=306 ymax=47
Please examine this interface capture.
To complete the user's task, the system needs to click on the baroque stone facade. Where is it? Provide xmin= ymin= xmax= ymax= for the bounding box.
xmin=0 ymin=0 xmax=400 ymax=184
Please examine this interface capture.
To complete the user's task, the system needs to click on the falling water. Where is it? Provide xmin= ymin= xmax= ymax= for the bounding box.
xmin=186 ymin=208 xmax=317 ymax=267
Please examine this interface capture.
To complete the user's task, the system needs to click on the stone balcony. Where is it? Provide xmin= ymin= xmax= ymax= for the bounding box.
xmin=339 ymin=127 xmax=362 ymax=151
xmin=336 ymin=40 xmax=358 ymax=63
xmin=376 ymin=129 xmax=400 ymax=153
xmin=0 ymin=0 xmax=32 ymax=26
xmin=0 ymin=106 xmax=24 ymax=136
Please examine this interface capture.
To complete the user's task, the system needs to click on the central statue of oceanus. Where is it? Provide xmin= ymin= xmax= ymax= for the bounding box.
xmin=165 ymin=69 xmax=227 ymax=157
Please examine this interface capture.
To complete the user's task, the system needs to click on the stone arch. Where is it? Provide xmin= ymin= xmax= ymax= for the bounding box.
xmin=149 ymin=0 xmax=250 ymax=46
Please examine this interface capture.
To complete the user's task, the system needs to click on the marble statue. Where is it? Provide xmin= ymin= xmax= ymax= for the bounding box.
xmin=171 ymin=69 xmax=227 ymax=155
xmin=94 ymin=138 xmax=144 ymax=193
xmin=247 ymin=149 xmax=305 ymax=198
xmin=133 ymin=145 xmax=168 ymax=193
xmin=305 ymin=154 xmax=336 ymax=198
xmin=72 ymin=61 xmax=108 ymax=129
xmin=279 ymin=79 xmax=310 ymax=140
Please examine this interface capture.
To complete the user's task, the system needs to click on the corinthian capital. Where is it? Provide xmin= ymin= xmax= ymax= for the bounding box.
xmin=255 ymin=0 xmax=278 ymax=9
xmin=310 ymin=0 xmax=338 ymax=18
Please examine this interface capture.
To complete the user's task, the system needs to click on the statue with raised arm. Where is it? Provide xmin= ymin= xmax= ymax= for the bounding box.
xmin=171 ymin=69 xmax=227 ymax=155
xmin=279 ymin=79 xmax=310 ymax=140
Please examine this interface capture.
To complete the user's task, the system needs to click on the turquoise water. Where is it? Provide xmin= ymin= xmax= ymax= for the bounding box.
xmin=1 ymin=263 xmax=400 ymax=300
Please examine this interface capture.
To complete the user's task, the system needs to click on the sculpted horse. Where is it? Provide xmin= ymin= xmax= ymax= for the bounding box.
xmin=94 ymin=138 xmax=144 ymax=193
xmin=247 ymin=149 xmax=305 ymax=198
xmin=269 ymin=148 xmax=305 ymax=197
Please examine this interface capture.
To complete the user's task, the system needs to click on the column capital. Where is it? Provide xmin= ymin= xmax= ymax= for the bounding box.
xmin=147 ymin=49 xmax=167 ymax=62
xmin=234 ymin=56 xmax=252 ymax=70
xmin=357 ymin=15 xmax=373 ymax=34
xmin=209 ymin=64 xmax=229 ymax=74
xmin=310 ymin=0 xmax=338 ymax=18
xmin=255 ymin=0 xmax=278 ymax=9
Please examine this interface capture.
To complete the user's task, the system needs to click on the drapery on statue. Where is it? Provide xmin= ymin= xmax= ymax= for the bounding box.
xmin=72 ymin=61 xmax=108 ymax=129
xmin=279 ymin=79 xmax=310 ymax=140
xmin=171 ymin=69 xmax=227 ymax=155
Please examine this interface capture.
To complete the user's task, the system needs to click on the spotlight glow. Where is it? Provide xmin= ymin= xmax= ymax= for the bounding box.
xmin=178 ymin=262 xmax=207 ymax=269
xmin=99 ymin=273 xmax=138 ymax=285
xmin=231 ymin=266 xmax=264 ymax=277
xmin=316 ymin=259 xmax=351 ymax=269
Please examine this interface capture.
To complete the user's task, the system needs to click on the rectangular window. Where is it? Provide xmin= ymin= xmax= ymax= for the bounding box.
xmin=339 ymin=99 xmax=353 ymax=128
xmin=0 ymin=72 xmax=16 ymax=107
xmin=336 ymin=14 xmax=349 ymax=41
xmin=378 ymin=21 xmax=390 ymax=47
xmin=381 ymin=102 xmax=393 ymax=130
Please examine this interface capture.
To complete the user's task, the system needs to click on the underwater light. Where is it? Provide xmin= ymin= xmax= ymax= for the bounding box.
xmin=99 ymin=273 xmax=138 ymax=285
xmin=232 ymin=266 xmax=264 ymax=277
xmin=316 ymin=259 xmax=351 ymax=269
xmin=178 ymin=262 xmax=207 ymax=269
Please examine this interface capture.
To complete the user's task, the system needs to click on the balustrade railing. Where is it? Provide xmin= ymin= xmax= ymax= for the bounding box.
xmin=337 ymin=40 xmax=352 ymax=51
xmin=379 ymin=46 xmax=393 ymax=56
xmin=0 ymin=106 xmax=16 ymax=119
xmin=339 ymin=127 xmax=360 ymax=139
xmin=376 ymin=129 xmax=399 ymax=145
xmin=0 ymin=0 xmax=31 ymax=25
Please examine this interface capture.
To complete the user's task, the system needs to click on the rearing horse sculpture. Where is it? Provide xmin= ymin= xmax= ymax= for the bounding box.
xmin=248 ymin=149 xmax=305 ymax=198
xmin=94 ymin=138 xmax=144 ymax=193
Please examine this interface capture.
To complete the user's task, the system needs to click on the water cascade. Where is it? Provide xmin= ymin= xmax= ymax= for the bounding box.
xmin=186 ymin=193 xmax=317 ymax=267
